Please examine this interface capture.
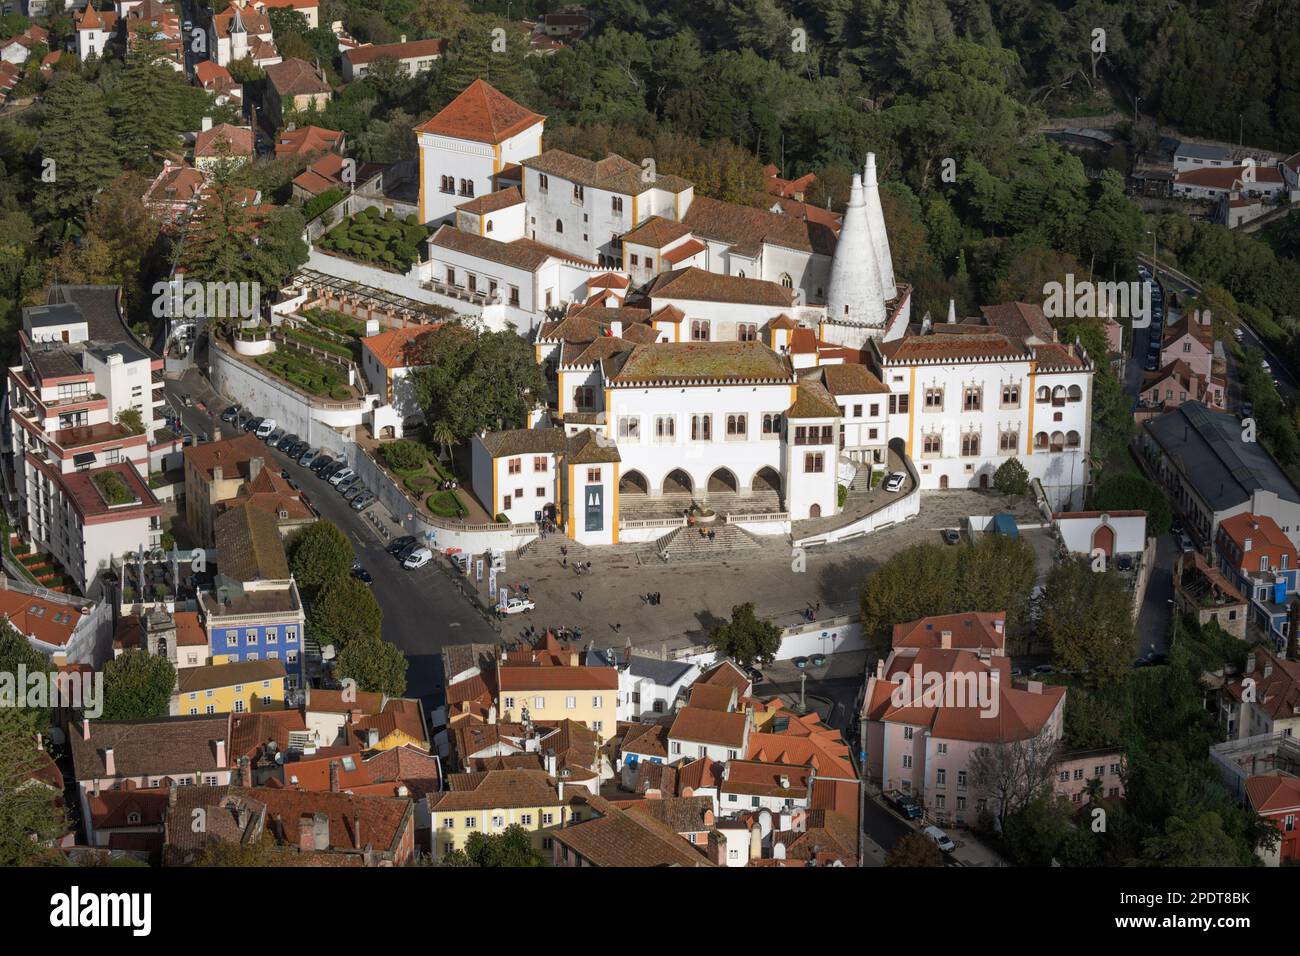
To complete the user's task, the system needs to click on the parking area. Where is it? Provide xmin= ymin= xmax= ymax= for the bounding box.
xmin=164 ymin=372 xmax=499 ymax=705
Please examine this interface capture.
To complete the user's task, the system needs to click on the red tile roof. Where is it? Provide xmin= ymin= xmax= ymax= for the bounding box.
xmin=195 ymin=123 xmax=254 ymax=158
xmin=0 ymin=590 xmax=85 ymax=647
xmin=276 ymin=125 xmax=343 ymax=158
xmin=414 ymin=79 xmax=543 ymax=144
xmin=891 ymin=612 xmax=1006 ymax=653
xmin=344 ymin=38 xmax=446 ymax=67
xmin=360 ymin=324 xmax=442 ymax=369
xmin=1218 ymin=513 xmax=1296 ymax=574
xmin=669 ymin=706 xmax=747 ymax=749
xmin=1245 ymin=774 xmax=1300 ymax=816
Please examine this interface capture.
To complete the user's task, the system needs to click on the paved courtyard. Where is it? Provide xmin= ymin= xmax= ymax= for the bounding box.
xmin=481 ymin=490 xmax=1054 ymax=655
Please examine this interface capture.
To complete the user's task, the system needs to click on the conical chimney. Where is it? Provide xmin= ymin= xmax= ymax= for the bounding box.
xmin=826 ymin=173 xmax=885 ymax=328
xmin=863 ymin=154 xmax=897 ymax=301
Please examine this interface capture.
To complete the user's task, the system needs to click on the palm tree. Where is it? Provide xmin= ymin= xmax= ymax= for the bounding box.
xmin=430 ymin=419 xmax=456 ymax=465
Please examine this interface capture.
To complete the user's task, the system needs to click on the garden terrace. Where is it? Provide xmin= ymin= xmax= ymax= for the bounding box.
xmin=359 ymin=431 xmax=489 ymax=524
xmin=252 ymin=346 xmax=357 ymax=401
xmin=316 ymin=207 xmax=432 ymax=272
xmin=284 ymin=268 xmax=456 ymax=328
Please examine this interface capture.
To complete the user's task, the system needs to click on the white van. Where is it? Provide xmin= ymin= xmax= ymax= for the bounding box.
xmin=403 ymin=547 xmax=433 ymax=570
xmin=255 ymin=418 xmax=277 ymax=439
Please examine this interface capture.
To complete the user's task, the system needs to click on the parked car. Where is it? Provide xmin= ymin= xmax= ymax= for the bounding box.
xmin=403 ymin=547 xmax=434 ymax=569
xmin=883 ymin=472 xmax=906 ymax=493
xmin=298 ymin=448 xmax=320 ymax=468
xmin=885 ymin=790 xmax=923 ymax=820
xmin=180 ymin=393 xmax=193 ymax=407
xmin=243 ymin=416 xmax=263 ymax=433
xmin=500 ymin=597 xmax=536 ymax=615
xmin=810 ymin=653 xmax=826 ymax=667
xmin=328 ymin=467 xmax=355 ymax=486
xmin=265 ymin=428 xmax=285 ymax=446
xmin=1116 ymin=554 xmax=1133 ymax=572
xmin=388 ymin=536 xmax=416 ymax=556
xmin=276 ymin=433 xmax=298 ymax=451
xmin=941 ymin=528 xmax=961 ymax=545
xmin=793 ymin=656 xmax=809 ymax=669
xmin=255 ymin=419 xmax=277 ymax=439
xmin=1031 ymin=664 xmax=1053 ymax=675
xmin=314 ymin=458 xmax=339 ymax=478
xmin=220 ymin=405 xmax=240 ymax=423
xmin=350 ymin=562 xmax=372 ymax=584
xmin=1180 ymin=533 xmax=1195 ymax=553
xmin=923 ymin=825 xmax=956 ymax=854
xmin=290 ymin=441 xmax=309 ymax=459
xmin=351 ymin=492 xmax=376 ymax=511
xmin=343 ymin=483 xmax=364 ymax=501
xmin=395 ymin=539 xmax=422 ymax=560
xmin=336 ymin=476 xmax=359 ymax=495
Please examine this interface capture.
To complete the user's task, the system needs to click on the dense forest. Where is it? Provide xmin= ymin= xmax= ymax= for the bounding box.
xmin=1 ymin=0 xmax=1297 ymax=354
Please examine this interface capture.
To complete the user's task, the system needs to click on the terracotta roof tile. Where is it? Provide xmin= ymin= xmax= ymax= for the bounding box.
xmin=415 ymin=79 xmax=543 ymax=144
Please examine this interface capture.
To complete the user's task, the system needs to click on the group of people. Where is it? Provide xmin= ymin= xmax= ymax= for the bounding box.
xmin=439 ymin=479 xmax=458 ymax=490
xmin=644 ymin=592 xmax=662 ymax=605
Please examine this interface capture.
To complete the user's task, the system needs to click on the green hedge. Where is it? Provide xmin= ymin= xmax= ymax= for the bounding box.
xmin=405 ymin=474 xmax=439 ymax=496
xmin=383 ymin=439 xmax=428 ymax=472
xmin=254 ymin=348 xmax=352 ymax=400
xmin=428 ymin=490 xmax=466 ymax=518
xmin=284 ymin=326 xmax=355 ymax=359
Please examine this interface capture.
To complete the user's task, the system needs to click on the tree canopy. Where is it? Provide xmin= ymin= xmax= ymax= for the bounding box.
xmin=706 ymin=602 xmax=782 ymax=667
xmin=101 ymin=649 xmax=177 ymax=721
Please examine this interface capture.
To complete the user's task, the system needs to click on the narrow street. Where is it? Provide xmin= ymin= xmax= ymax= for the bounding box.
xmin=162 ymin=364 xmax=499 ymax=708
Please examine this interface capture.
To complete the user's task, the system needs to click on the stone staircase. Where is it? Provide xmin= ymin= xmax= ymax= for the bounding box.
xmin=847 ymin=464 xmax=877 ymax=495
xmin=516 ymin=533 xmax=597 ymax=565
xmin=654 ymin=521 xmax=764 ymax=563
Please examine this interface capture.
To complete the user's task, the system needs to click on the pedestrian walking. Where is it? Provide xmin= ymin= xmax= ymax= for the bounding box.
xmin=577 ymin=590 xmax=584 ymax=602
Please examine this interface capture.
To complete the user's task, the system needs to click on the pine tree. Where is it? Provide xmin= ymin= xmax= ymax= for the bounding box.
xmin=33 ymin=73 xmax=119 ymax=240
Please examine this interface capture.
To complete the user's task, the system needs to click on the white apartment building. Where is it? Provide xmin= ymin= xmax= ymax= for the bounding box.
xmin=6 ymin=290 xmax=173 ymax=596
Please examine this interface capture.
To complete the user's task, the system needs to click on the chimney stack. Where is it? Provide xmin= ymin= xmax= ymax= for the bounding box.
xmin=313 ymin=811 xmax=330 ymax=850
xmin=298 ymin=814 xmax=315 ymax=852
xmin=103 ymin=747 xmax=116 ymax=776
xmin=213 ymin=738 xmax=227 ymax=766
xmin=329 ymin=760 xmax=340 ymax=792
xmin=249 ymin=456 xmax=263 ymax=483
xmin=352 ymin=815 xmax=363 ymax=849
xmin=238 ymin=755 xmax=252 ymax=788
xmin=82 ymin=719 xmax=91 ymax=741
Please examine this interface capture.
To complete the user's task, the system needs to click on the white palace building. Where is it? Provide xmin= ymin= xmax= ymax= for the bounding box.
xmin=405 ymin=82 xmax=1095 ymax=546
